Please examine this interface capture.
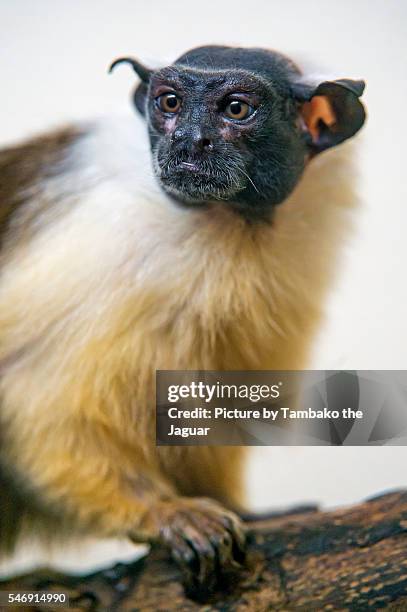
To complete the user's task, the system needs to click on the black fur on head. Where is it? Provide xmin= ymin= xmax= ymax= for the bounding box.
xmin=110 ymin=46 xmax=366 ymax=220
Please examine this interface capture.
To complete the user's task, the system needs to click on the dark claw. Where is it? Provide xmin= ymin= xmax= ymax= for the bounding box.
xmin=185 ymin=528 xmax=217 ymax=586
xmin=170 ymin=533 xmax=196 ymax=567
xmin=217 ymin=513 xmax=247 ymax=563
xmin=215 ymin=531 xmax=234 ymax=568
xmin=171 ymin=541 xmax=198 ymax=587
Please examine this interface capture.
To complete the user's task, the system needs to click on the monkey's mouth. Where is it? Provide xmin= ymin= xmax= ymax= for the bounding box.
xmin=155 ymin=154 xmax=246 ymax=203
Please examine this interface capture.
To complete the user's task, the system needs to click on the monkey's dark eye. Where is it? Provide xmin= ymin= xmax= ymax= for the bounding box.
xmin=156 ymin=93 xmax=182 ymax=114
xmin=224 ymin=100 xmax=253 ymax=120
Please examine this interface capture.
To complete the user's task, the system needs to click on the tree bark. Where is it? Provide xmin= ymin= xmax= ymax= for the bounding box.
xmin=1 ymin=490 xmax=406 ymax=611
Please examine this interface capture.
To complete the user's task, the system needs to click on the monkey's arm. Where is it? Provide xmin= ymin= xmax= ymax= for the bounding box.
xmin=1 ymin=410 xmax=245 ymax=591
xmin=0 ymin=123 xmax=246 ymax=593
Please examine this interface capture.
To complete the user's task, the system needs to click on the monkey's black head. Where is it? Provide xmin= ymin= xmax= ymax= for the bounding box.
xmin=110 ymin=46 xmax=366 ymax=220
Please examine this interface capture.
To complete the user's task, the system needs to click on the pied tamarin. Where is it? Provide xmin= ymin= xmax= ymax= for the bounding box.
xmin=0 ymin=45 xmax=366 ymax=589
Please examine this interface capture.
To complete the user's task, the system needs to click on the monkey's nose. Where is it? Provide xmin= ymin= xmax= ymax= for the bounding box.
xmin=172 ymin=128 xmax=214 ymax=154
xmin=194 ymin=137 xmax=213 ymax=152
xmin=189 ymin=126 xmax=214 ymax=153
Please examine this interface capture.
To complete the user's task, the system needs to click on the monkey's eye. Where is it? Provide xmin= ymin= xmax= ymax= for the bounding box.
xmin=224 ymin=100 xmax=254 ymax=120
xmin=156 ymin=93 xmax=182 ymax=114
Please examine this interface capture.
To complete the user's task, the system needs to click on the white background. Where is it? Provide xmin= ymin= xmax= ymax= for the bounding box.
xmin=0 ymin=0 xmax=406 ymax=574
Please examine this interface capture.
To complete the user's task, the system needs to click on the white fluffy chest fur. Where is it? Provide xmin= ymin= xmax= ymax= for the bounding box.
xmin=0 ymin=114 xmax=357 ymax=432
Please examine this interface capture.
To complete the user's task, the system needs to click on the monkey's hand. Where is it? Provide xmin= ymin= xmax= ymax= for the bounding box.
xmin=133 ymin=497 xmax=246 ymax=593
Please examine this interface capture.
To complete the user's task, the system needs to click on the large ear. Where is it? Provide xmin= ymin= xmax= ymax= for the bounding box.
xmin=291 ymin=77 xmax=366 ymax=153
xmin=109 ymin=57 xmax=152 ymax=117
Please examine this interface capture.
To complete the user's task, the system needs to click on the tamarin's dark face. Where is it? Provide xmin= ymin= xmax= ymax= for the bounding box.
xmin=146 ymin=65 xmax=307 ymax=214
xmin=110 ymin=46 xmax=366 ymax=219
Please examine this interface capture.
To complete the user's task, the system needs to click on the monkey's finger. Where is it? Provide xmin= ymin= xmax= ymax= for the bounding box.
xmin=209 ymin=525 xmax=238 ymax=571
xmin=209 ymin=516 xmax=246 ymax=567
xmin=177 ymin=523 xmax=217 ymax=586
xmin=187 ymin=501 xmax=247 ymax=565
xmin=191 ymin=498 xmax=245 ymax=538
xmin=188 ymin=511 xmax=238 ymax=571
xmin=169 ymin=533 xmax=199 ymax=585
xmin=216 ymin=513 xmax=247 ymax=563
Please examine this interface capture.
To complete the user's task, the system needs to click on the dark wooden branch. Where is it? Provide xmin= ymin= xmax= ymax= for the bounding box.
xmin=1 ymin=490 xmax=407 ymax=611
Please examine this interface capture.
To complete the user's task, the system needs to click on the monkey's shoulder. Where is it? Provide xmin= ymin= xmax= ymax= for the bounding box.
xmin=0 ymin=126 xmax=83 ymax=189
xmin=0 ymin=126 xmax=84 ymax=247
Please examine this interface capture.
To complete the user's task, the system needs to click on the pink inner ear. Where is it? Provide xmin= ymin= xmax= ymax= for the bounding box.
xmin=301 ymin=95 xmax=336 ymax=141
